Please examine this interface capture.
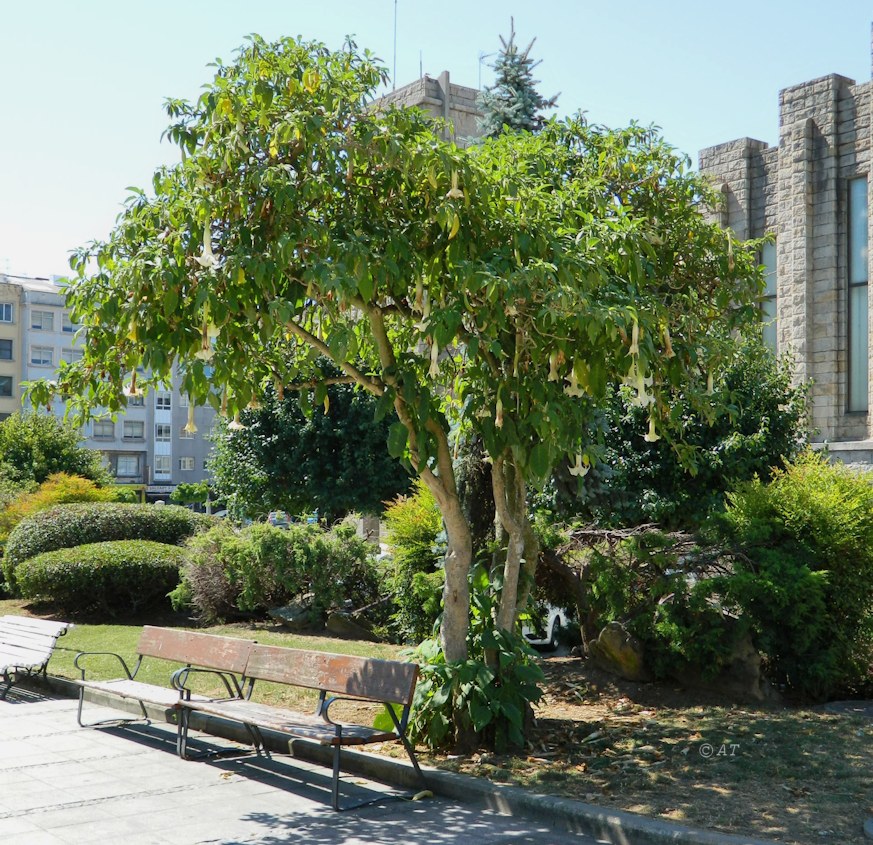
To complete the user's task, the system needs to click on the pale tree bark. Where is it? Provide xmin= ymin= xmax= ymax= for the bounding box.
xmin=492 ymin=452 xmax=537 ymax=632
xmin=363 ymin=305 xmax=472 ymax=663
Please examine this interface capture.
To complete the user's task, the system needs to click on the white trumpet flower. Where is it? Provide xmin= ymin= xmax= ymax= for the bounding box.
xmin=568 ymin=454 xmax=590 ymax=477
xmin=622 ymin=361 xmax=655 ymax=408
xmin=428 ymin=342 xmax=440 ymax=378
xmin=548 ymin=351 xmax=560 ymax=382
xmin=643 ymin=413 xmax=660 ymax=443
xmin=445 ymin=170 xmax=464 ymax=200
xmin=194 ymin=221 xmax=218 ymax=269
xmin=564 ymin=366 xmax=585 ymax=398
xmin=227 ymin=412 xmax=246 ymax=431
xmin=184 ymin=404 xmax=198 ymax=435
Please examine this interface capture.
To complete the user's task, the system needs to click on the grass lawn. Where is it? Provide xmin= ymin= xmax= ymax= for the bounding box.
xmin=3 ymin=598 xmax=871 ymax=844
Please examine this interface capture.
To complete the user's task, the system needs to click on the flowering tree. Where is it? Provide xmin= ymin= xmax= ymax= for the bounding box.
xmin=32 ymin=35 xmax=762 ymax=740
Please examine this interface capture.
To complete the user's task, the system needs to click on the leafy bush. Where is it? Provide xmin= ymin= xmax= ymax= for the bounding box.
xmin=554 ymin=342 xmax=809 ymax=529
xmin=585 ymin=531 xmax=744 ymax=680
xmin=708 ymin=451 xmax=873 ymax=699
xmin=171 ymin=518 xmax=379 ymax=623
xmin=15 ymin=540 xmax=186 ymax=616
xmin=382 ymin=480 xmax=444 ymax=642
xmin=410 ymin=565 xmax=544 ymax=752
xmin=0 ymin=473 xmax=120 ymax=549
xmin=0 ymin=411 xmax=110 ymax=487
xmin=3 ymin=503 xmax=210 ymax=591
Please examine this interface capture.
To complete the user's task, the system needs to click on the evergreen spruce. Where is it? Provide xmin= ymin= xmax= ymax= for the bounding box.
xmin=477 ymin=19 xmax=558 ymax=138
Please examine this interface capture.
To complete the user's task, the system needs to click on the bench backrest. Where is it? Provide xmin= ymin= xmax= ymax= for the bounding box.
xmin=244 ymin=645 xmax=419 ymax=707
xmin=137 ymin=627 xmax=255 ymax=674
xmin=0 ymin=616 xmax=71 ymax=653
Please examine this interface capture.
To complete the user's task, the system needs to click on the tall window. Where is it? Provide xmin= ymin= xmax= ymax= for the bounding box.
xmin=761 ymin=241 xmax=777 ymax=352
xmin=92 ymin=421 xmax=115 ymax=439
xmin=156 ymin=391 xmax=172 ymax=410
xmin=0 ymin=339 xmax=12 ymax=360
xmin=0 ymin=303 xmax=13 ymax=323
xmin=849 ymin=177 xmax=869 ymax=412
xmin=122 ymin=421 xmax=144 ymax=440
xmin=179 ymin=457 xmax=195 ymax=471
xmin=155 ymin=423 xmax=171 ymax=442
xmin=62 ymin=312 xmax=77 ymax=333
xmin=0 ymin=376 xmax=12 ymax=397
xmin=30 ymin=346 xmax=53 ymax=366
xmin=116 ymin=455 xmax=140 ymax=477
xmin=31 ymin=310 xmax=54 ymax=331
xmin=154 ymin=455 xmax=171 ymax=476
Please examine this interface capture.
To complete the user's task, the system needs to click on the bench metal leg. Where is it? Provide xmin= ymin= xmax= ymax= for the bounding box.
xmin=0 ymin=671 xmax=12 ymax=700
xmin=76 ymin=687 xmax=149 ymax=728
xmin=331 ymin=727 xmax=343 ymax=811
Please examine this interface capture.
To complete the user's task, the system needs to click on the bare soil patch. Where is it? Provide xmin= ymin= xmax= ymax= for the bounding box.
xmin=415 ymin=657 xmax=873 ymax=845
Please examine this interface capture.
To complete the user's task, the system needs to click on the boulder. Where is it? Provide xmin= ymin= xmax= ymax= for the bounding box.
xmin=268 ymin=593 xmax=316 ymax=631
xmin=671 ymin=628 xmax=778 ymax=703
xmin=325 ymin=611 xmax=381 ymax=643
xmin=588 ymin=622 xmax=652 ymax=682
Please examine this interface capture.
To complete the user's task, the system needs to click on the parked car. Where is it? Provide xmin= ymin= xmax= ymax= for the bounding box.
xmin=522 ymin=604 xmax=570 ymax=651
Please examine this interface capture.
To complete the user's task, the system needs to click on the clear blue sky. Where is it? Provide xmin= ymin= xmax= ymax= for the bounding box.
xmin=2 ymin=0 xmax=872 ymax=277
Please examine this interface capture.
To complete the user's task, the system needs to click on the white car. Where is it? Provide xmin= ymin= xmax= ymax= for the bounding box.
xmin=522 ymin=604 xmax=570 ymax=650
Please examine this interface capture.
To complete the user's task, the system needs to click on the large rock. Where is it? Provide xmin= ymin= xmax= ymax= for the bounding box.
xmin=589 ymin=622 xmax=652 ymax=682
xmin=671 ymin=628 xmax=777 ymax=703
xmin=325 ymin=612 xmax=381 ymax=643
xmin=268 ymin=594 xmax=317 ymax=631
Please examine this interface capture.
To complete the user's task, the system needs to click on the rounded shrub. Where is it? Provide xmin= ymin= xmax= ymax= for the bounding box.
xmin=3 ymin=503 xmax=210 ymax=590
xmin=171 ymin=518 xmax=379 ymax=624
xmin=15 ymin=540 xmax=186 ymax=616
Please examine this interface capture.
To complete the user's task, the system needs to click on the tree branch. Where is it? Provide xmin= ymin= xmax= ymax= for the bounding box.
xmin=284 ymin=320 xmax=384 ymax=397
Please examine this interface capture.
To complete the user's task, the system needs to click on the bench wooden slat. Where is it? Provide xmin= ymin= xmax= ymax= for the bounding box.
xmin=78 ymin=679 xmax=215 ymax=709
xmin=137 ymin=626 xmax=254 ymax=673
xmin=184 ymin=698 xmax=399 ymax=746
xmin=244 ymin=645 xmax=419 ymax=706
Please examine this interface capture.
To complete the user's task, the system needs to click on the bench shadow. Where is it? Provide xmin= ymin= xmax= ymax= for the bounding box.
xmin=100 ymin=721 xmax=407 ymax=811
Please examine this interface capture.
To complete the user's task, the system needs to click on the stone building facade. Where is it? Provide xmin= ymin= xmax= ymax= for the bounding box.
xmin=699 ymin=63 xmax=873 ymax=464
xmin=375 ymin=71 xmax=482 ymax=145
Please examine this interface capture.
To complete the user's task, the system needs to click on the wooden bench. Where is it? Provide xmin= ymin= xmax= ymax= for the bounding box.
xmin=176 ymin=644 xmax=426 ymax=810
xmin=75 ymin=626 xmax=256 ymax=754
xmin=0 ymin=615 xmax=72 ymax=699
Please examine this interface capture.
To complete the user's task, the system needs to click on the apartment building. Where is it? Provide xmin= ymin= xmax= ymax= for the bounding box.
xmin=0 ymin=278 xmax=25 ymax=421
xmin=0 ymin=274 xmax=215 ymax=498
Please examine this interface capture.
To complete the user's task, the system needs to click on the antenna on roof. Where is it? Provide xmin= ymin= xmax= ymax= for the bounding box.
xmin=393 ymin=0 xmax=398 ymax=91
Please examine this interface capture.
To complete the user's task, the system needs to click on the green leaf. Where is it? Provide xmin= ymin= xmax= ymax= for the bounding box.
xmin=387 ymin=422 xmax=408 ymax=458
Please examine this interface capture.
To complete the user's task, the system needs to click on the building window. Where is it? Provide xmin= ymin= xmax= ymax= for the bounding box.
xmin=179 ymin=393 xmax=189 ymax=408
xmin=761 ymin=241 xmax=777 ymax=352
xmin=62 ymin=312 xmax=78 ymax=333
xmin=128 ymin=395 xmax=144 ymax=407
xmin=179 ymin=457 xmax=195 ymax=471
xmin=156 ymin=391 xmax=172 ymax=410
xmin=0 ymin=339 xmax=12 ymax=361
xmin=154 ymin=455 xmax=171 ymax=476
xmin=31 ymin=310 xmax=54 ymax=331
xmin=60 ymin=348 xmax=83 ymax=364
xmin=30 ymin=346 xmax=53 ymax=366
xmin=122 ymin=420 xmax=144 ymax=440
xmin=0 ymin=303 xmax=13 ymax=323
xmin=92 ymin=421 xmax=115 ymax=439
xmin=0 ymin=376 xmax=12 ymax=397
xmin=179 ymin=426 xmax=195 ymax=440
xmin=849 ymin=177 xmax=869 ymax=413
xmin=116 ymin=455 xmax=140 ymax=477
xmin=155 ymin=423 xmax=171 ymax=442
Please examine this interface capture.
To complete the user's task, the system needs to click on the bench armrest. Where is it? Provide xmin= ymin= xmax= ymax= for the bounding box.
xmin=172 ymin=666 xmax=247 ymax=700
xmin=321 ymin=695 xmax=410 ymax=734
xmin=74 ymin=651 xmax=137 ymax=681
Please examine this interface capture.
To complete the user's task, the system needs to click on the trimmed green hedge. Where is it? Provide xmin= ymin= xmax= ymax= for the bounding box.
xmin=15 ymin=540 xmax=186 ymax=615
xmin=3 ymin=503 xmax=210 ymax=590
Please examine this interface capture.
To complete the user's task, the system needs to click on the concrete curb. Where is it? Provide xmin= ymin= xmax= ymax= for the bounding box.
xmin=32 ymin=674 xmax=778 ymax=845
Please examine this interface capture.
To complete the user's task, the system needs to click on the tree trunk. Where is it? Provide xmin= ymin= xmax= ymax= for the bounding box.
xmin=492 ymin=453 xmax=531 ymax=632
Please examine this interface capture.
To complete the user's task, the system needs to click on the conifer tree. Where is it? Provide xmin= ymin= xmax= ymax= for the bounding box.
xmin=477 ymin=19 xmax=558 ymax=138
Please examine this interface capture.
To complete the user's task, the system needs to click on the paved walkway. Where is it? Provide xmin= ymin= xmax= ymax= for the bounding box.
xmin=0 ymin=688 xmax=604 ymax=844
